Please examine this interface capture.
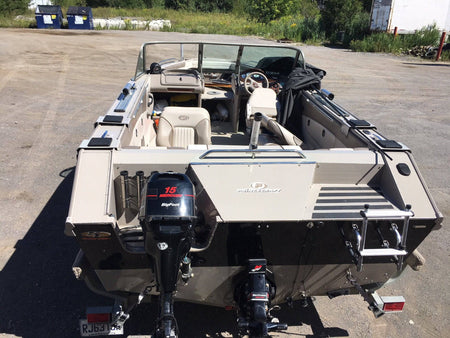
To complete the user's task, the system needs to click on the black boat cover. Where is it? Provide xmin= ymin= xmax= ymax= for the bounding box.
xmin=278 ymin=64 xmax=326 ymax=126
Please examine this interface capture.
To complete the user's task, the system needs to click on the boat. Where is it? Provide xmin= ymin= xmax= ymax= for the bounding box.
xmin=65 ymin=41 xmax=443 ymax=337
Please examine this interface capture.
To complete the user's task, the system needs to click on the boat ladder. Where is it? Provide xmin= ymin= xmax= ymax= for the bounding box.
xmin=354 ymin=204 xmax=413 ymax=271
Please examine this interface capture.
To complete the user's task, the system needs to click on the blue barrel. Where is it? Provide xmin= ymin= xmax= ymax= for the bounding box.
xmin=67 ymin=7 xmax=94 ymax=30
xmin=35 ymin=5 xmax=63 ymax=29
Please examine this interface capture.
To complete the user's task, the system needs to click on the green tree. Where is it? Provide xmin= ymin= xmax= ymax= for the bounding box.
xmin=86 ymin=0 xmax=109 ymax=6
xmin=165 ymin=0 xmax=188 ymax=10
xmin=321 ymin=0 xmax=370 ymax=44
xmin=165 ymin=0 xmax=232 ymax=12
xmin=245 ymin=0 xmax=319 ymax=24
xmin=321 ymin=0 xmax=362 ymax=36
xmin=0 ymin=0 xmax=29 ymax=14
xmin=194 ymin=0 xmax=233 ymax=12
xmin=106 ymin=0 xmax=152 ymax=8
xmin=53 ymin=0 xmax=87 ymax=6
xmin=245 ymin=0 xmax=295 ymax=23
xmin=362 ymin=0 xmax=372 ymax=12
xmin=300 ymin=0 xmax=321 ymax=19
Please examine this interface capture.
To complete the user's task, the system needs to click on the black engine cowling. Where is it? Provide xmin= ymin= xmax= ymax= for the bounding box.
xmin=140 ymin=172 xmax=195 ymax=292
xmin=140 ymin=172 xmax=196 ymax=337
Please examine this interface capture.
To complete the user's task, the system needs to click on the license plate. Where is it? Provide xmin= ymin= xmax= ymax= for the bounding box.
xmin=79 ymin=319 xmax=123 ymax=336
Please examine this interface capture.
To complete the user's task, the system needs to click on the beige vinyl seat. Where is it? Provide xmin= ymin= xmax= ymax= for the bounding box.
xmin=246 ymin=88 xmax=278 ymax=128
xmin=156 ymin=106 xmax=211 ymax=148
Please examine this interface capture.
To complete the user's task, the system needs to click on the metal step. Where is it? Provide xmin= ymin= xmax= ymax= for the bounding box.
xmin=360 ymin=248 xmax=407 ymax=256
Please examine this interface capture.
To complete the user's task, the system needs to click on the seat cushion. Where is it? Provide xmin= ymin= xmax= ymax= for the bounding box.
xmin=156 ymin=106 xmax=211 ymax=148
xmin=247 ymin=88 xmax=278 ymax=118
xmin=172 ymin=127 xmax=195 ymax=148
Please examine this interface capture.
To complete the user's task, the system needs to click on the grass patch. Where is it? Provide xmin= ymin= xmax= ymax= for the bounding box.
xmin=1 ymin=8 xmax=448 ymax=62
xmin=0 ymin=10 xmax=36 ymax=28
xmin=350 ymin=25 xmax=441 ymax=54
xmin=91 ymin=7 xmax=258 ymax=35
xmin=163 ymin=10 xmax=260 ymax=36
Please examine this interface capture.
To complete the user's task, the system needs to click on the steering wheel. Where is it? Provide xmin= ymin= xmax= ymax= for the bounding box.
xmin=242 ymin=70 xmax=269 ymax=94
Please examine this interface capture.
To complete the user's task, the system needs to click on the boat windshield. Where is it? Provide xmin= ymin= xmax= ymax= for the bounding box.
xmin=134 ymin=42 xmax=304 ymax=79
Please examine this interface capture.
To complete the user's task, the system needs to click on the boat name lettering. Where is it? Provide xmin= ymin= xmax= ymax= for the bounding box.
xmin=161 ymin=202 xmax=180 ymax=207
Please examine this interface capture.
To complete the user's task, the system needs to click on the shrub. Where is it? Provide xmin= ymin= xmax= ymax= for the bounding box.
xmin=245 ymin=0 xmax=319 ymax=24
xmin=244 ymin=0 xmax=290 ymax=23
xmin=343 ymin=11 xmax=370 ymax=44
xmin=401 ymin=24 xmax=441 ymax=47
xmin=322 ymin=0 xmax=370 ymax=46
xmin=350 ymin=25 xmax=442 ymax=54
xmin=266 ymin=15 xmax=323 ymax=42
xmin=164 ymin=0 xmax=232 ymax=12
xmin=440 ymin=50 xmax=450 ymax=62
xmin=350 ymin=33 xmax=400 ymax=53
xmin=321 ymin=0 xmax=363 ymax=37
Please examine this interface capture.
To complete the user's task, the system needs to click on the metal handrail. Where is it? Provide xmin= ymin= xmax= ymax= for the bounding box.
xmin=198 ymin=148 xmax=306 ymax=160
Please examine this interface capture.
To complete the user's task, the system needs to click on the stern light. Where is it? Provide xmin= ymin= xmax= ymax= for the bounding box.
xmin=380 ymin=296 xmax=405 ymax=312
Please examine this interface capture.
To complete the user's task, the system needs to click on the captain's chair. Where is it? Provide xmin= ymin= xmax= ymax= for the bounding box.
xmin=156 ymin=106 xmax=211 ymax=148
xmin=246 ymin=88 xmax=278 ymax=128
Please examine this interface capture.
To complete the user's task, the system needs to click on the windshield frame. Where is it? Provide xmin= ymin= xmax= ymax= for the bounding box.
xmin=133 ymin=41 xmax=305 ymax=80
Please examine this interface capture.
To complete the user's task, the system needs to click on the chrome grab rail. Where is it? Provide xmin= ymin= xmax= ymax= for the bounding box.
xmin=390 ymin=223 xmax=402 ymax=248
xmin=199 ymin=148 xmax=306 ymax=160
xmin=352 ymin=224 xmax=362 ymax=251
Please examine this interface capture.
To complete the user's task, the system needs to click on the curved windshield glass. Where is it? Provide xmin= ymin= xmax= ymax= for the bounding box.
xmin=240 ymin=46 xmax=301 ymax=76
xmin=202 ymin=44 xmax=239 ymax=72
xmin=134 ymin=42 xmax=304 ymax=79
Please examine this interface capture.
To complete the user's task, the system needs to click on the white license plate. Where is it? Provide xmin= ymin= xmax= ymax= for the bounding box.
xmin=79 ymin=319 xmax=123 ymax=336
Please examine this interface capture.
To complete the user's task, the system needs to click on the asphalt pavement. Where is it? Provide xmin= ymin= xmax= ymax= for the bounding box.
xmin=0 ymin=28 xmax=448 ymax=337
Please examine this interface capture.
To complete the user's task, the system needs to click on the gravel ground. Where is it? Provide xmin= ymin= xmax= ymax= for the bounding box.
xmin=0 ymin=28 xmax=448 ymax=338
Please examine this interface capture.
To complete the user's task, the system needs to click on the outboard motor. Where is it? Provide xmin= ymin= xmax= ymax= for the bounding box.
xmin=140 ymin=172 xmax=196 ymax=338
xmin=235 ymin=259 xmax=288 ymax=337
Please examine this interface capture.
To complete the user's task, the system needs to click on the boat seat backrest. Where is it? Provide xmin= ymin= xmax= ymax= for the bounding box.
xmin=156 ymin=106 xmax=211 ymax=148
xmin=246 ymin=88 xmax=278 ymax=119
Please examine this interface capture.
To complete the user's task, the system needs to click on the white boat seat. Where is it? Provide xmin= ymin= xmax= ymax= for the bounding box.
xmin=156 ymin=106 xmax=211 ymax=148
xmin=246 ymin=88 xmax=278 ymax=120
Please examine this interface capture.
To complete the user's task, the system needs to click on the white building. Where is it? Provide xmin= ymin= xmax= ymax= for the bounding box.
xmin=29 ymin=0 xmax=53 ymax=9
xmin=370 ymin=0 xmax=450 ymax=33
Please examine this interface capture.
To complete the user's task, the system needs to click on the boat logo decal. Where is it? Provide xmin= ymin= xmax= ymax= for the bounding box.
xmin=178 ymin=115 xmax=189 ymax=120
xmin=80 ymin=231 xmax=111 ymax=240
xmin=251 ymin=265 xmax=263 ymax=272
xmin=157 ymin=242 xmax=168 ymax=250
xmin=251 ymin=182 xmax=267 ymax=189
xmin=237 ymin=182 xmax=281 ymax=193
